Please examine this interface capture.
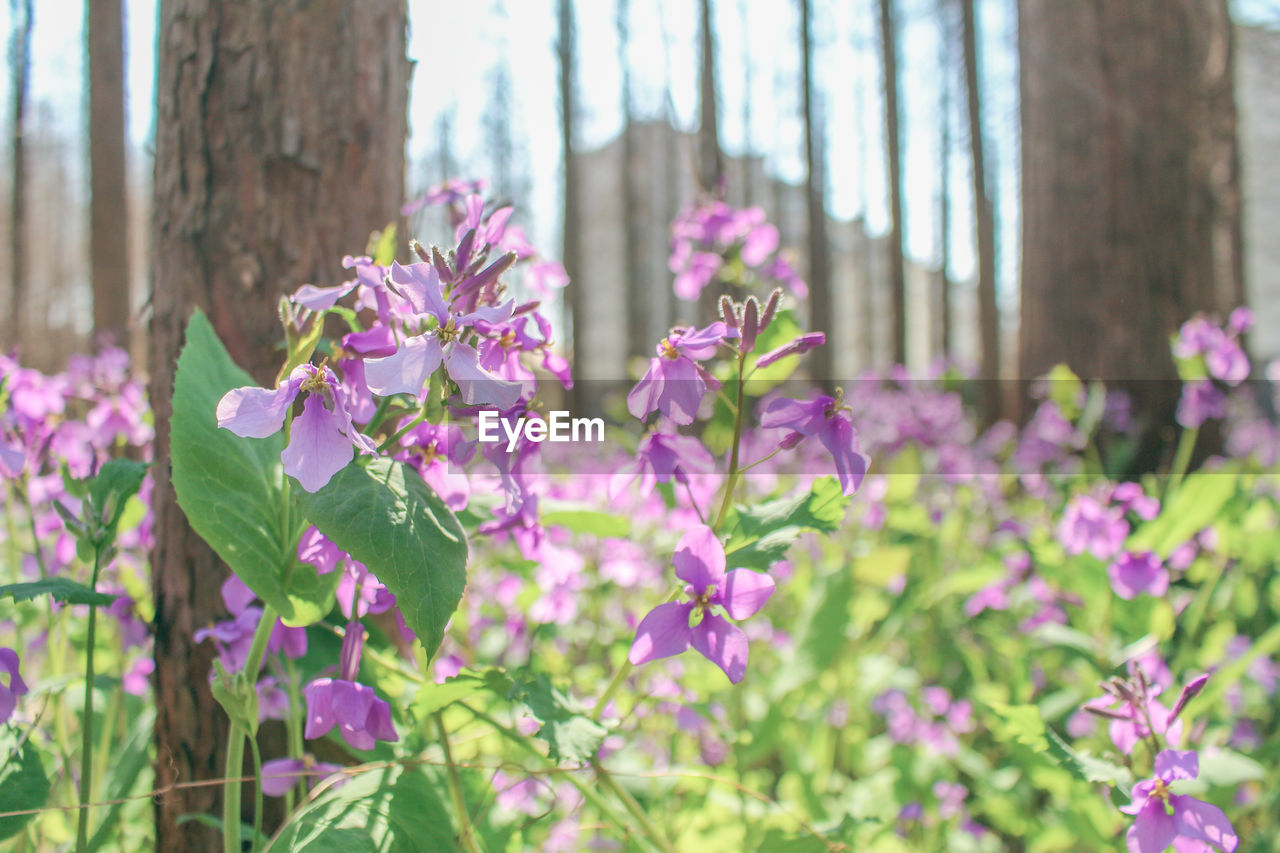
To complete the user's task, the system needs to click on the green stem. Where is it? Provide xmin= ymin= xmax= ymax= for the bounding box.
xmin=712 ymin=351 xmax=748 ymax=532
xmin=75 ymin=548 xmax=103 ymax=853
xmin=592 ymin=762 xmax=676 ymax=853
xmin=1166 ymin=426 xmax=1199 ymax=497
xmin=436 ymin=712 xmax=483 ymax=853
xmin=223 ymin=604 xmax=278 ymax=853
xmin=223 ymin=728 xmax=246 ymax=853
xmin=377 ymin=409 xmax=429 ymax=453
xmin=248 ymin=735 xmax=264 ymax=853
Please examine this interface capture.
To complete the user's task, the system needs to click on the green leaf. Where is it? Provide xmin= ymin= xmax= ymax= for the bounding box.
xmin=296 ymin=457 xmax=467 ymax=657
xmin=413 ymin=668 xmax=513 ymax=717
xmin=371 ymin=223 xmax=398 ymax=266
xmin=265 ymin=764 xmax=455 ymax=853
xmin=87 ymin=458 xmax=148 ymax=536
xmin=0 ymin=578 xmax=116 ymax=607
xmin=1045 ymin=729 xmax=1132 ymax=788
xmin=0 ymin=726 xmax=50 ymax=841
xmin=171 ymin=310 xmax=315 ymax=622
xmin=539 ymin=504 xmax=631 ymax=538
xmin=725 ymin=476 xmax=848 ymax=569
xmin=1197 ymin=749 xmax=1266 ymax=786
xmin=1127 ymin=469 xmax=1238 ymax=558
xmin=987 ymin=702 xmax=1131 ymax=788
xmin=508 ymin=672 xmax=607 ymax=764
xmin=1046 ymin=364 xmax=1084 ymax=420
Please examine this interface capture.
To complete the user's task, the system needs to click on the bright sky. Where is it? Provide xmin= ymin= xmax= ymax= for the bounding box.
xmin=5 ymin=0 xmax=1279 ymax=309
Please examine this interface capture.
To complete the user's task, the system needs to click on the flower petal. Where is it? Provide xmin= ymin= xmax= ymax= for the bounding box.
xmin=719 ymin=569 xmax=776 ymax=620
xmin=292 ymin=281 xmax=358 ymax=312
xmin=282 ymin=395 xmax=354 ymax=493
xmin=1155 ymin=749 xmax=1199 ymax=782
xmin=364 ymin=334 xmax=444 ymax=397
xmin=628 ymin=602 xmax=694 ymax=666
xmin=444 ymin=342 xmax=523 ymax=409
xmin=1126 ymin=800 xmax=1178 ymax=853
xmin=303 ymin=679 xmax=336 ymax=739
xmin=627 ymin=358 xmax=665 ymax=421
xmin=690 ymin=612 xmax=750 ymax=683
xmin=216 ymin=380 xmax=298 ymax=438
xmin=388 ymin=260 xmax=449 ymax=321
xmin=1172 ymin=795 xmax=1238 ymax=853
xmin=673 ymin=525 xmax=726 ymax=591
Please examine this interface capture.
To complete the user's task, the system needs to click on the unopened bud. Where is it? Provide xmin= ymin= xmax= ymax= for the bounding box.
xmin=755 ymin=332 xmax=826 ymax=368
xmin=741 ymin=298 xmax=759 ymax=353
xmin=720 ymin=296 xmax=738 ymax=329
xmin=410 ymin=239 xmax=432 ymax=263
xmin=760 ymin=288 xmax=782 ymax=329
xmin=432 ymin=246 xmax=452 ymax=281
xmin=1167 ymin=674 xmax=1209 ymax=727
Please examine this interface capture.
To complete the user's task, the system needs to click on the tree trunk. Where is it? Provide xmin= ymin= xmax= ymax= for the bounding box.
xmin=557 ymin=0 xmax=585 ymax=407
xmin=87 ymin=0 xmax=131 ymax=345
xmin=962 ymin=0 xmax=999 ymax=424
xmin=800 ymin=0 xmax=832 ymax=382
xmin=879 ymin=0 xmax=907 ymax=366
xmin=1017 ymin=0 xmax=1242 ymax=465
xmin=937 ymin=0 xmax=953 ymax=361
xmin=7 ymin=0 xmax=32 ymax=349
xmin=697 ymin=0 xmax=724 ymax=195
xmin=149 ymin=1 xmax=408 ymax=848
xmin=618 ymin=0 xmax=647 ymax=361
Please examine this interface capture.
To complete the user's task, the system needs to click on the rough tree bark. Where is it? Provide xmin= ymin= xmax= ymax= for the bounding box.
xmin=7 ymin=0 xmax=32 ymax=349
xmin=800 ymin=0 xmax=832 ymax=382
xmin=1017 ymin=0 xmax=1242 ymax=464
xmin=962 ymin=0 xmax=1000 ymax=425
xmin=879 ymin=0 xmax=907 ymax=366
xmin=697 ymin=0 xmax=724 ymax=194
xmin=148 ymin=1 xmax=408 ymax=848
xmin=557 ymin=0 xmax=584 ymax=407
xmin=88 ymin=0 xmax=131 ymax=345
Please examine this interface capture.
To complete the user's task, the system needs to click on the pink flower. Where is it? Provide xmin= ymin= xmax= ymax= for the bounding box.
xmin=1121 ymin=750 xmax=1237 ymax=853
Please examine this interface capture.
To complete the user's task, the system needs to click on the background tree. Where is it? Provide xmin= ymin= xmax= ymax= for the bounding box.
xmin=937 ymin=0 xmax=954 ymax=361
xmin=557 ymin=0 xmax=583 ymax=409
xmin=800 ymin=0 xmax=832 ymax=381
xmin=1017 ymin=0 xmax=1243 ymax=463
xmin=148 ymin=1 xmax=409 ymax=847
xmin=6 ymin=0 xmax=32 ymax=349
xmin=879 ymin=0 xmax=906 ymax=365
xmin=87 ymin=0 xmax=131 ymax=346
xmin=618 ymin=0 xmax=647 ymax=361
xmin=963 ymin=0 xmax=999 ymax=424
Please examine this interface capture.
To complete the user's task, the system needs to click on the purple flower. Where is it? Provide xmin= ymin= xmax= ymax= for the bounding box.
xmin=754 ymin=332 xmax=826 ymax=369
xmin=627 ymin=323 xmax=730 ymax=425
xmin=760 ymin=392 xmax=870 ymax=496
xmin=611 ymin=428 xmax=716 ymax=498
xmin=1058 ymin=495 xmax=1129 ymax=561
xmin=1121 ymin=750 xmax=1237 ymax=853
xmin=628 ymin=525 xmax=776 ymax=683
xmin=303 ymin=623 xmax=397 ymax=750
xmin=1 ymin=648 xmax=30 ymax=724
xmin=260 ymin=756 xmax=344 ymax=797
xmin=364 ymin=261 xmax=522 ymax=409
xmin=217 ymin=363 xmax=377 ymax=493
xmin=1109 ymin=551 xmax=1169 ymax=600
xmin=1178 ymin=380 xmax=1227 ymax=429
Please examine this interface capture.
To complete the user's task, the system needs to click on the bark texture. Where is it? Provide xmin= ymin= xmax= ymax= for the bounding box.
xmin=800 ymin=0 xmax=832 ymax=381
xmin=149 ymin=1 xmax=408 ymax=848
xmin=7 ymin=0 xmax=32 ymax=348
xmin=879 ymin=0 xmax=907 ymax=366
xmin=1018 ymin=0 xmax=1242 ymax=459
xmin=963 ymin=0 xmax=1000 ymax=424
xmin=88 ymin=0 xmax=131 ymax=344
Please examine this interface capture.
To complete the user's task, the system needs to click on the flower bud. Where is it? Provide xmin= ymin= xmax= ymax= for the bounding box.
xmin=741 ymin=298 xmax=759 ymax=354
xmin=760 ymin=288 xmax=782 ymax=329
xmin=720 ymin=296 xmax=738 ymax=329
xmin=410 ymin=239 xmax=432 ymax=263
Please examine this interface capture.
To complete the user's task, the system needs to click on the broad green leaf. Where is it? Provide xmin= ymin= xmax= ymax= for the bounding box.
xmin=1197 ymin=749 xmax=1266 ymax=786
xmin=1045 ymin=729 xmax=1132 ymax=788
xmin=852 ymin=546 xmax=912 ymax=586
xmin=371 ymin=222 xmax=398 ymax=266
xmin=0 ymin=578 xmax=115 ymax=607
xmin=1127 ymin=469 xmax=1238 ymax=558
xmin=297 ymin=457 xmax=467 ymax=657
xmin=171 ymin=310 xmax=312 ymax=622
xmin=539 ymin=504 xmax=631 ymax=538
xmin=413 ymin=668 xmax=512 ymax=717
xmin=987 ymin=702 xmax=1131 ymax=788
xmin=0 ymin=727 xmax=50 ymax=841
xmin=1046 ymin=364 xmax=1084 ymax=420
xmin=508 ymin=672 xmax=607 ymax=764
xmin=725 ymin=476 xmax=848 ymax=569
xmin=265 ymin=765 xmax=454 ymax=853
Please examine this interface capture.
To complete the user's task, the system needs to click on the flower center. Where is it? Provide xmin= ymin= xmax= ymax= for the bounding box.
xmin=300 ymin=371 xmax=328 ymax=395
xmin=659 ymin=338 xmax=680 ymax=360
xmin=1150 ymin=778 xmax=1172 ymax=806
xmin=415 ymin=442 xmax=440 ymax=466
xmin=437 ymin=317 xmax=461 ymax=343
xmin=499 ymin=329 xmax=517 ymax=349
xmin=687 ymin=585 xmax=718 ymax=627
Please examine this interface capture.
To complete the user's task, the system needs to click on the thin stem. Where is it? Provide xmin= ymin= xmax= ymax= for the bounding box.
xmin=592 ymin=762 xmax=676 ymax=853
xmin=712 ymin=350 xmax=748 ymax=532
xmin=248 ymin=735 xmax=264 ymax=853
xmin=592 ymin=660 xmax=634 ymax=723
xmin=74 ymin=547 xmax=103 ymax=853
xmin=223 ymin=604 xmax=278 ymax=853
xmin=737 ymin=447 xmax=783 ymax=475
xmin=223 ymin=728 xmax=246 ymax=853
xmin=377 ymin=408 xmax=429 ymax=453
xmin=681 ymin=479 xmax=707 ymax=525
xmin=436 ymin=712 xmax=483 ymax=853
xmin=1165 ymin=425 xmax=1199 ymax=497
